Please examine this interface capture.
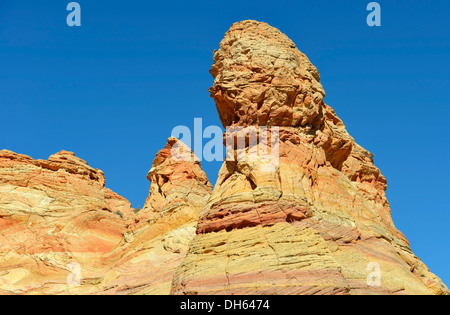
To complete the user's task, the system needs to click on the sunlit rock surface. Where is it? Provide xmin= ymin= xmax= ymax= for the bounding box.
xmin=0 ymin=20 xmax=447 ymax=296
xmin=171 ymin=20 xmax=449 ymax=295
xmin=0 ymin=139 xmax=212 ymax=295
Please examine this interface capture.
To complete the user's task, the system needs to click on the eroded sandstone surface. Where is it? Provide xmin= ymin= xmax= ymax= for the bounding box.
xmin=0 ymin=150 xmax=132 ymax=294
xmin=170 ymin=20 xmax=449 ymax=295
xmin=95 ymin=138 xmax=212 ymax=295
xmin=0 ymin=139 xmax=212 ymax=295
xmin=0 ymin=20 xmax=447 ymax=295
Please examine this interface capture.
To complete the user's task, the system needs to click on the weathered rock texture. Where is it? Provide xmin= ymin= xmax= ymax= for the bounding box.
xmin=95 ymin=138 xmax=212 ymax=295
xmin=0 ymin=139 xmax=212 ymax=295
xmin=171 ymin=20 xmax=449 ymax=295
xmin=0 ymin=20 xmax=447 ymax=296
xmin=0 ymin=150 xmax=132 ymax=294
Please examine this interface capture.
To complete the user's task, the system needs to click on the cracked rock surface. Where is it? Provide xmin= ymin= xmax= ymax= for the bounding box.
xmin=170 ymin=20 xmax=449 ymax=295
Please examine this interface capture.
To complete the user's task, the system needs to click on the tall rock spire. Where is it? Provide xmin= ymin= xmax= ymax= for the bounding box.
xmin=94 ymin=138 xmax=213 ymax=295
xmin=0 ymin=20 xmax=447 ymax=296
xmin=171 ymin=20 xmax=449 ymax=295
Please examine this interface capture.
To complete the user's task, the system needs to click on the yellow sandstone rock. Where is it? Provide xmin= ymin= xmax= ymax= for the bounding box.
xmin=0 ymin=20 xmax=447 ymax=296
xmin=0 ymin=139 xmax=212 ymax=295
xmin=171 ymin=20 xmax=449 ymax=295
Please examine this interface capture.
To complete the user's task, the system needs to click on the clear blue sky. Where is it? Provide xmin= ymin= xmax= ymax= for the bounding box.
xmin=1 ymin=1 xmax=449 ymax=286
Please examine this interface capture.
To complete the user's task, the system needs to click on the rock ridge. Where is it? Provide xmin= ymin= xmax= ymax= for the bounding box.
xmin=0 ymin=20 xmax=447 ymax=296
xmin=171 ymin=20 xmax=449 ymax=295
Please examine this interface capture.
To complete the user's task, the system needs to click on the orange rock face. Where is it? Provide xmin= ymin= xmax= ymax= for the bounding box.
xmin=94 ymin=138 xmax=212 ymax=295
xmin=0 ymin=20 xmax=448 ymax=296
xmin=171 ymin=20 xmax=449 ymax=295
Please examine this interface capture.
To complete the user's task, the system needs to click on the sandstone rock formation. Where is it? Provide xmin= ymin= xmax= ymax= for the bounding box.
xmin=0 ymin=20 xmax=447 ymax=296
xmin=94 ymin=138 xmax=212 ymax=295
xmin=0 ymin=139 xmax=212 ymax=295
xmin=0 ymin=150 xmax=132 ymax=294
xmin=171 ymin=20 xmax=449 ymax=295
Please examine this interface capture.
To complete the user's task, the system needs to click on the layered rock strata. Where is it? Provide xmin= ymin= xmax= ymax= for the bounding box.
xmin=96 ymin=138 xmax=212 ymax=294
xmin=170 ymin=20 xmax=449 ymax=295
xmin=0 ymin=139 xmax=212 ymax=295
xmin=0 ymin=150 xmax=132 ymax=294
xmin=0 ymin=20 xmax=447 ymax=296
